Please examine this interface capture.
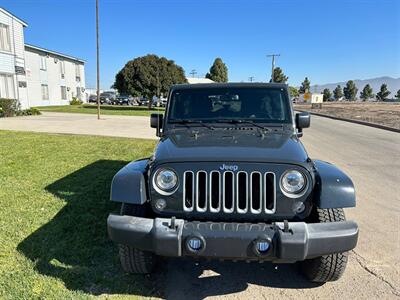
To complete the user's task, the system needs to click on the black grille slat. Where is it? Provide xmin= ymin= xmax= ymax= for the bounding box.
xmin=223 ymin=172 xmax=234 ymax=212
xmin=251 ymin=172 xmax=262 ymax=212
xmin=210 ymin=171 xmax=220 ymax=211
xmin=265 ymin=173 xmax=275 ymax=212
xmin=197 ymin=171 xmax=207 ymax=211
xmin=184 ymin=172 xmax=194 ymax=210
xmin=237 ymin=172 xmax=247 ymax=212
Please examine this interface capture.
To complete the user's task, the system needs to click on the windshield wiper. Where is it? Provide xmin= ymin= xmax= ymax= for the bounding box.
xmin=217 ymin=119 xmax=267 ymax=130
xmin=170 ymin=119 xmax=214 ymax=130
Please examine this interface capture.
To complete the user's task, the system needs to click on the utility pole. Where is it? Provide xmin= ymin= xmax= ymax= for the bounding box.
xmin=190 ymin=69 xmax=197 ymax=78
xmin=267 ymin=54 xmax=280 ymax=82
xmin=248 ymin=76 xmax=254 ymax=82
xmin=96 ymin=0 xmax=100 ymax=119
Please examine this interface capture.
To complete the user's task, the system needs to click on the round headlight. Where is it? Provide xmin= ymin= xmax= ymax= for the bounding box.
xmin=154 ymin=169 xmax=178 ymax=193
xmin=280 ymin=170 xmax=306 ymax=195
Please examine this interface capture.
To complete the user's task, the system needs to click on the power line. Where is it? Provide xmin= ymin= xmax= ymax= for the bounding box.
xmin=190 ymin=69 xmax=197 ymax=78
xmin=267 ymin=54 xmax=280 ymax=82
xmin=248 ymin=76 xmax=255 ymax=82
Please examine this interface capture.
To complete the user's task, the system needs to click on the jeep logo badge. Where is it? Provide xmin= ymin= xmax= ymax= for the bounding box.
xmin=219 ymin=164 xmax=239 ymax=172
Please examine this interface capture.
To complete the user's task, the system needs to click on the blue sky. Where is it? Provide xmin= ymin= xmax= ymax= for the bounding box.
xmin=3 ymin=0 xmax=399 ymax=88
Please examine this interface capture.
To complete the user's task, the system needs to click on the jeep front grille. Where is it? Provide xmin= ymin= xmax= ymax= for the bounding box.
xmin=183 ymin=171 xmax=276 ymax=214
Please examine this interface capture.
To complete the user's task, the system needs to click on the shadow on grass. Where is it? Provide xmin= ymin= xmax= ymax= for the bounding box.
xmin=17 ymin=160 xmax=163 ymax=297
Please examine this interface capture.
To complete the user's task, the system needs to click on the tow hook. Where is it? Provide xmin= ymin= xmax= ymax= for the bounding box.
xmin=283 ymin=220 xmax=290 ymax=233
xmin=169 ymin=216 xmax=177 ymax=230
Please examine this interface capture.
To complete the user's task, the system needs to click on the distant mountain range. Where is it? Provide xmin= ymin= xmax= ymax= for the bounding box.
xmin=310 ymin=76 xmax=400 ymax=97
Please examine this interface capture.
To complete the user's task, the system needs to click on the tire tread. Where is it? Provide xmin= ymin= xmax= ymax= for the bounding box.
xmin=300 ymin=208 xmax=348 ymax=282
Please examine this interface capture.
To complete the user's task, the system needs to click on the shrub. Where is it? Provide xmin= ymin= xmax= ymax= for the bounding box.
xmin=16 ymin=108 xmax=41 ymax=116
xmin=70 ymin=97 xmax=83 ymax=105
xmin=0 ymin=98 xmax=19 ymax=117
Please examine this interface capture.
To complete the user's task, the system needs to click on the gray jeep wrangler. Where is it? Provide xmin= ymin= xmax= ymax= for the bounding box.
xmin=107 ymin=83 xmax=358 ymax=282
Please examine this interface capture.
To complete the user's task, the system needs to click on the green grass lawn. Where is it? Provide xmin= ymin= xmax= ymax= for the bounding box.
xmin=36 ymin=104 xmax=165 ymax=117
xmin=0 ymin=130 xmax=160 ymax=299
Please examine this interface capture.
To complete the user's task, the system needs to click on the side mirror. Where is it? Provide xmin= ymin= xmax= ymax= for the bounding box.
xmin=150 ymin=113 xmax=163 ymax=136
xmin=295 ymin=112 xmax=310 ymax=137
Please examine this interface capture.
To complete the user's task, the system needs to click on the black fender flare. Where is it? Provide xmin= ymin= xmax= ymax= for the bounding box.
xmin=110 ymin=158 xmax=149 ymax=204
xmin=313 ymin=160 xmax=356 ymax=208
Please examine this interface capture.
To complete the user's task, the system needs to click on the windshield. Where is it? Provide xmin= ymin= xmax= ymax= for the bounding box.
xmin=168 ymin=87 xmax=292 ymax=124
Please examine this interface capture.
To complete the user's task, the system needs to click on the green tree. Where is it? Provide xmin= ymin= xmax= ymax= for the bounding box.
xmin=343 ymin=80 xmax=358 ymax=101
xmin=113 ymin=54 xmax=187 ymax=108
xmin=289 ymin=86 xmax=299 ymax=98
xmin=322 ymin=88 xmax=332 ymax=102
xmin=298 ymin=77 xmax=311 ymax=93
xmin=333 ymin=85 xmax=343 ymax=101
xmin=360 ymin=84 xmax=374 ymax=101
xmin=376 ymin=84 xmax=391 ymax=101
xmin=270 ymin=67 xmax=288 ymax=83
xmin=395 ymin=89 xmax=400 ymax=99
xmin=205 ymin=58 xmax=228 ymax=82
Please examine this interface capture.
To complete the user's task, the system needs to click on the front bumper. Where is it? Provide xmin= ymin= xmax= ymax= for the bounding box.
xmin=107 ymin=215 xmax=358 ymax=262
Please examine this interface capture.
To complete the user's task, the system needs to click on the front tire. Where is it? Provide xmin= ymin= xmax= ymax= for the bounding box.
xmin=300 ymin=208 xmax=349 ymax=282
xmin=118 ymin=203 xmax=158 ymax=274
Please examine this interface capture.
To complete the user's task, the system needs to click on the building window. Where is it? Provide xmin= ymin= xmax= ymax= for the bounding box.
xmin=60 ymin=60 xmax=65 ymax=78
xmin=0 ymin=74 xmax=15 ymax=99
xmin=61 ymin=86 xmax=67 ymax=100
xmin=75 ymin=64 xmax=81 ymax=82
xmin=0 ymin=23 xmax=11 ymax=52
xmin=41 ymin=84 xmax=49 ymax=100
xmin=76 ymin=86 xmax=82 ymax=99
xmin=40 ymin=55 xmax=47 ymax=70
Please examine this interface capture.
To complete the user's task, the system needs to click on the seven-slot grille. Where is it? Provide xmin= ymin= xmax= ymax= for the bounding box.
xmin=183 ymin=170 xmax=276 ymax=214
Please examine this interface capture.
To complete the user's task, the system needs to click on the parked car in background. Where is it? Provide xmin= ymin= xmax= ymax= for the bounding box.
xmin=115 ymin=94 xmax=134 ymax=105
xmin=152 ymin=96 xmax=168 ymax=107
xmin=136 ymin=97 xmax=149 ymax=106
xmin=88 ymin=94 xmax=97 ymax=103
xmin=99 ymin=92 xmax=116 ymax=104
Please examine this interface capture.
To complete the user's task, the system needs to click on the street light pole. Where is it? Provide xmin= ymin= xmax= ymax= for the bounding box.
xmin=267 ymin=54 xmax=280 ymax=82
xmin=96 ymin=0 xmax=100 ymax=120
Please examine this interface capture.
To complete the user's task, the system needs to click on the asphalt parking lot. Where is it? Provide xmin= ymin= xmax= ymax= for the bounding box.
xmin=1 ymin=112 xmax=399 ymax=299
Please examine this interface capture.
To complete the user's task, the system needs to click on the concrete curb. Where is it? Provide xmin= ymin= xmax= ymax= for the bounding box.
xmin=296 ymin=110 xmax=400 ymax=133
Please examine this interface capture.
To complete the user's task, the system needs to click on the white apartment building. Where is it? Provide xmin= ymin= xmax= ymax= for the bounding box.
xmin=25 ymin=44 xmax=85 ymax=107
xmin=0 ymin=7 xmax=85 ymax=109
xmin=0 ymin=8 xmax=28 ymax=107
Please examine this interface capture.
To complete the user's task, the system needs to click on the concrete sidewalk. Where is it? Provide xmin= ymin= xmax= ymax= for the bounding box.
xmin=0 ymin=112 xmax=158 ymax=139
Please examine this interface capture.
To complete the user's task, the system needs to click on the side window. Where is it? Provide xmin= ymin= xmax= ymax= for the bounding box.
xmin=41 ymin=84 xmax=49 ymax=100
xmin=0 ymin=23 xmax=11 ymax=52
xmin=40 ymin=55 xmax=47 ymax=70
xmin=75 ymin=64 xmax=81 ymax=81
xmin=0 ymin=73 xmax=15 ymax=99
xmin=61 ymin=86 xmax=67 ymax=100
xmin=60 ymin=60 xmax=65 ymax=78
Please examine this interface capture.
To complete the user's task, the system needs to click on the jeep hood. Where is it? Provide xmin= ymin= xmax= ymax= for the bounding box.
xmin=153 ymin=130 xmax=309 ymax=164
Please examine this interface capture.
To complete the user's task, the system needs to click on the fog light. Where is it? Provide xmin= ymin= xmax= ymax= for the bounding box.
xmin=155 ymin=199 xmax=166 ymax=211
xmin=293 ymin=201 xmax=305 ymax=214
xmin=256 ymin=240 xmax=270 ymax=253
xmin=187 ymin=237 xmax=202 ymax=251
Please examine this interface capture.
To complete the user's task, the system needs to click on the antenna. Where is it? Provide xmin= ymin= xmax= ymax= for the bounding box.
xmin=248 ymin=76 xmax=255 ymax=82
